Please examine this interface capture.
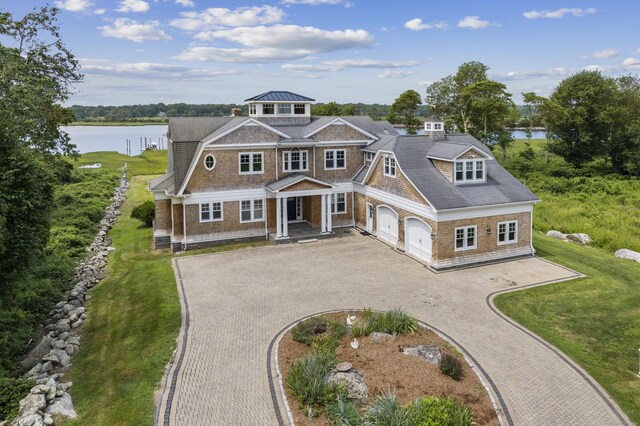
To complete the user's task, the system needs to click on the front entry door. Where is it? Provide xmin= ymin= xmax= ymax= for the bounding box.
xmin=287 ymin=198 xmax=297 ymax=221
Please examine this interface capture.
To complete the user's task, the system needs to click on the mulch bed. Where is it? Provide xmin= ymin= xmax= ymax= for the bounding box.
xmin=277 ymin=311 xmax=500 ymax=425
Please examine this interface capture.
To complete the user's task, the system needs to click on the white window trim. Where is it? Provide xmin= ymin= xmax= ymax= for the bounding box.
xmin=203 ymin=154 xmax=216 ymax=171
xmin=455 ymin=159 xmax=485 ymax=184
xmin=199 ymin=202 xmax=223 ymax=223
xmin=331 ymin=192 xmax=347 ymax=214
xmin=238 ymin=152 xmax=264 ymax=175
xmin=262 ymin=103 xmax=275 ymax=115
xmin=293 ymin=104 xmax=306 ymax=115
xmin=282 ymin=149 xmax=309 ymax=172
xmin=324 ymin=149 xmax=346 ymax=170
xmin=249 ymin=104 xmax=257 ymax=115
xmin=497 ymin=220 xmax=518 ymax=245
xmin=239 ymin=199 xmax=265 ymax=223
xmin=454 ymin=225 xmax=477 ymax=252
xmin=277 ymin=103 xmax=293 ymax=115
xmin=384 ymin=156 xmax=396 ymax=178
xmin=365 ymin=152 xmax=374 ymax=162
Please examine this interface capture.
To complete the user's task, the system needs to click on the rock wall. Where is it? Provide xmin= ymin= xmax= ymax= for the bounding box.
xmin=5 ymin=165 xmax=129 ymax=426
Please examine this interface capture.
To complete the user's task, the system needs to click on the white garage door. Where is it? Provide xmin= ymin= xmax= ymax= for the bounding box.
xmin=377 ymin=206 xmax=398 ymax=245
xmin=405 ymin=218 xmax=432 ymax=262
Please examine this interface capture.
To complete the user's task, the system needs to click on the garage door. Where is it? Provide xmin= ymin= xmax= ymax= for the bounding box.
xmin=405 ymin=218 xmax=432 ymax=262
xmin=377 ymin=206 xmax=398 ymax=245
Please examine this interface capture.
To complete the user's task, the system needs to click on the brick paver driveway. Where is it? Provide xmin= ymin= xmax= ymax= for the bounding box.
xmin=157 ymin=233 xmax=630 ymax=425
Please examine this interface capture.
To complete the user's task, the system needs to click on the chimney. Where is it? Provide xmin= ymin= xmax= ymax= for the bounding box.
xmin=424 ymin=116 xmax=445 ymax=141
xmin=231 ymin=107 xmax=242 ymax=117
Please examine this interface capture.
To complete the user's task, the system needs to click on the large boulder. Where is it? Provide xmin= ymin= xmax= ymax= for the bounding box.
xmin=18 ymin=393 xmax=46 ymax=416
xmin=21 ymin=337 xmax=53 ymax=367
xmin=566 ymin=233 xmax=592 ymax=244
xmin=325 ymin=368 xmax=368 ymax=402
xmin=370 ymin=332 xmax=394 ymax=343
xmin=546 ymin=230 xmax=567 ymax=240
xmin=615 ymin=249 xmax=640 ymax=263
xmin=403 ymin=345 xmax=442 ymax=365
xmin=44 ymin=392 xmax=77 ymax=419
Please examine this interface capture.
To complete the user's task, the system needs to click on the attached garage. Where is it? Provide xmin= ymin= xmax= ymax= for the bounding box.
xmin=377 ymin=206 xmax=398 ymax=246
xmin=405 ymin=218 xmax=432 ymax=263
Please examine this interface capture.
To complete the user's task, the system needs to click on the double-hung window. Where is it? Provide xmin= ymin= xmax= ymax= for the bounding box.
xmin=239 ymin=152 xmax=263 ymax=174
xmin=240 ymin=199 xmax=264 ymax=223
xmin=384 ymin=156 xmax=396 ymax=177
xmin=331 ymin=193 xmax=346 ymax=214
xmin=283 ymin=149 xmax=308 ymax=172
xmin=455 ymin=226 xmax=477 ymax=251
xmin=200 ymin=202 xmax=222 ymax=222
xmin=294 ymin=104 xmax=306 ymax=115
xmin=325 ymin=149 xmax=346 ymax=170
xmin=262 ymin=104 xmax=275 ymax=115
xmin=278 ymin=104 xmax=292 ymax=114
xmin=498 ymin=221 xmax=517 ymax=245
xmin=455 ymin=160 xmax=484 ymax=183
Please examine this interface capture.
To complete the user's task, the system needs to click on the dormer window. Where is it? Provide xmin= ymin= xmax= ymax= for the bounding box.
xmin=434 ymin=123 xmax=442 ymax=130
xmin=249 ymin=104 xmax=256 ymax=115
xmin=263 ymin=104 xmax=275 ymax=115
xmin=425 ymin=123 xmax=432 ymax=130
xmin=455 ymin=160 xmax=484 ymax=183
xmin=278 ymin=104 xmax=292 ymax=114
xmin=294 ymin=104 xmax=305 ymax=114
xmin=384 ymin=156 xmax=396 ymax=177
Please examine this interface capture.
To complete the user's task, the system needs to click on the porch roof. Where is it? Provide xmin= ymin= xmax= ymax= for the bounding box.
xmin=265 ymin=173 xmax=335 ymax=193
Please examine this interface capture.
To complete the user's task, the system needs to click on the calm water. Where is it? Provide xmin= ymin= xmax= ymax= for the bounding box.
xmin=398 ymin=128 xmax=547 ymax=139
xmin=62 ymin=125 xmax=167 ymax=155
xmin=64 ymin=125 xmax=547 ymax=155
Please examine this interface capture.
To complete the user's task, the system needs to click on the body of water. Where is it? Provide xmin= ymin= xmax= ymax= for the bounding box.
xmin=63 ymin=125 xmax=167 ymax=155
xmin=65 ymin=125 xmax=548 ymax=155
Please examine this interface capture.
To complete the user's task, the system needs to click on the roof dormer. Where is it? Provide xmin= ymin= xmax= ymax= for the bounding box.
xmin=424 ymin=115 xmax=445 ymax=141
xmin=245 ymin=91 xmax=314 ymax=126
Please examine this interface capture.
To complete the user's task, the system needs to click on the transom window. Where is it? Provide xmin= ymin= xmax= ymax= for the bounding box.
xmin=498 ymin=221 xmax=518 ymax=245
xmin=239 ymin=152 xmax=263 ymax=174
xmin=384 ymin=156 xmax=396 ymax=177
xmin=365 ymin=152 xmax=374 ymax=162
xmin=240 ymin=199 xmax=264 ymax=223
xmin=331 ymin=193 xmax=346 ymax=214
xmin=325 ymin=149 xmax=346 ymax=170
xmin=455 ymin=226 xmax=477 ymax=251
xmin=455 ymin=160 xmax=484 ymax=183
xmin=283 ymin=148 xmax=308 ymax=172
xmin=203 ymin=154 xmax=216 ymax=170
xmin=294 ymin=104 xmax=306 ymax=114
xmin=262 ymin=104 xmax=275 ymax=115
xmin=200 ymin=202 xmax=222 ymax=222
xmin=277 ymin=104 xmax=292 ymax=114
xmin=249 ymin=104 xmax=257 ymax=115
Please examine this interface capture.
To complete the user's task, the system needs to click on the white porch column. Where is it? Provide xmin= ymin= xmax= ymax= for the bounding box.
xmin=276 ymin=196 xmax=282 ymax=238
xmin=326 ymin=193 xmax=333 ymax=233
xmin=282 ymin=197 xmax=289 ymax=237
xmin=320 ymin=194 xmax=327 ymax=233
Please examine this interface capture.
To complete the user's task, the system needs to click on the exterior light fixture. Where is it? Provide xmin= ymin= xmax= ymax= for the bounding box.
xmin=486 ymin=226 xmax=492 ymax=235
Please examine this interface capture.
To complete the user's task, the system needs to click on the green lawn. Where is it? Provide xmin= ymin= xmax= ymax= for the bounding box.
xmin=495 ymin=233 xmax=640 ymax=423
xmin=71 ymin=150 xmax=167 ymax=177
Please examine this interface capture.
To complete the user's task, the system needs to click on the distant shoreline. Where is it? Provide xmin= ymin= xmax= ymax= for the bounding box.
xmin=68 ymin=121 xmax=168 ymax=127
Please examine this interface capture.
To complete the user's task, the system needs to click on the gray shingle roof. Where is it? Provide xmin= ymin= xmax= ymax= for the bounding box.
xmin=352 ymin=165 xmax=369 ymax=184
xmin=363 ymin=134 xmax=396 ymax=152
xmin=425 ymin=141 xmax=490 ymax=160
xmin=149 ymin=173 xmax=173 ymax=192
xmin=265 ymin=173 xmax=333 ymax=192
xmin=244 ymin=91 xmax=315 ymax=102
xmin=391 ymin=136 xmax=538 ymax=210
xmin=173 ymin=141 xmax=200 ymax=191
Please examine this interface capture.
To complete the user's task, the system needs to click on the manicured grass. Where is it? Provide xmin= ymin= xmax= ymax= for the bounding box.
xmin=71 ymin=150 xmax=167 ymax=177
xmin=494 ymin=233 xmax=640 ymax=423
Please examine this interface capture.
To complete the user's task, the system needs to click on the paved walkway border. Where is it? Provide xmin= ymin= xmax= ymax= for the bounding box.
xmin=268 ymin=310 xmax=511 ymax=426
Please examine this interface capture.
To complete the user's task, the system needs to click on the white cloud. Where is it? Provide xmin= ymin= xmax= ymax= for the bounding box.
xmin=54 ymin=0 xmax=93 ymax=12
xmin=170 ymin=6 xmax=284 ymax=31
xmin=175 ymin=46 xmax=307 ymax=62
xmin=523 ymin=8 xmax=597 ymax=19
xmin=94 ymin=8 xmax=106 ymax=15
xmin=378 ymin=70 xmax=415 ymax=78
xmin=498 ymin=67 xmax=571 ymax=81
xmin=101 ymin=19 xmax=171 ymax=42
xmin=404 ymin=18 xmax=448 ymax=31
xmin=281 ymin=0 xmax=353 ymax=6
xmin=80 ymin=59 xmax=237 ymax=80
xmin=591 ymin=49 xmax=619 ymax=59
xmin=622 ymin=57 xmax=640 ymax=67
xmin=117 ymin=0 xmax=150 ymax=13
xmin=457 ymin=16 xmax=491 ymax=29
xmin=176 ymin=0 xmax=195 ymax=7
xmin=282 ymin=59 xmax=418 ymax=72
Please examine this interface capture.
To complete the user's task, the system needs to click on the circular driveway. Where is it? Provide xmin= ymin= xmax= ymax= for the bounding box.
xmin=157 ymin=233 xmax=629 ymax=425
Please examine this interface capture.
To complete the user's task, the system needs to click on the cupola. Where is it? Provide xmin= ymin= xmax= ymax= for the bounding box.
xmin=244 ymin=91 xmax=314 ymax=126
xmin=424 ymin=116 xmax=445 ymax=141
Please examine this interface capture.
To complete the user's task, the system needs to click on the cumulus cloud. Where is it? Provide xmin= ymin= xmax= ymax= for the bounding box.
xmin=80 ymin=59 xmax=237 ymax=80
xmin=404 ymin=18 xmax=447 ymax=31
xmin=378 ymin=70 xmax=415 ymax=78
xmin=457 ymin=16 xmax=491 ymax=29
xmin=282 ymin=59 xmax=419 ymax=72
xmin=281 ymin=0 xmax=353 ymax=6
xmin=523 ymin=8 xmax=597 ymax=19
xmin=54 ymin=0 xmax=93 ymax=12
xmin=100 ymin=19 xmax=171 ymax=42
xmin=176 ymin=0 xmax=195 ymax=6
xmin=170 ymin=6 xmax=284 ymax=31
xmin=590 ymin=49 xmax=619 ymax=59
xmin=116 ymin=0 xmax=150 ymax=13
xmin=622 ymin=57 xmax=640 ymax=67
xmin=94 ymin=8 xmax=106 ymax=14
xmin=498 ymin=67 xmax=571 ymax=81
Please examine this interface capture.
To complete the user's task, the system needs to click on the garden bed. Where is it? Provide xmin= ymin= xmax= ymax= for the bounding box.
xmin=278 ymin=310 xmax=499 ymax=425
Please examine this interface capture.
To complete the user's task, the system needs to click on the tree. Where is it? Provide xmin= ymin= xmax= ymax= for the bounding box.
xmin=340 ymin=104 xmax=357 ymax=116
xmin=522 ymin=92 xmax=549 ymax=163
xmin=390 ymin=89 xmax=422 ymax=134
xmin=312 ymin=102 xmax=341 ymax=116
xmin=462 ymin=80 xmax=516 ymax=148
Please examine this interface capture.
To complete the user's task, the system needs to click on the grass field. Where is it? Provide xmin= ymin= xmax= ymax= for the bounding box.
xmin=71 ymin=150 xmax=167 ymax=176
xmin=495 ymin=233 xmax=640 ymax=423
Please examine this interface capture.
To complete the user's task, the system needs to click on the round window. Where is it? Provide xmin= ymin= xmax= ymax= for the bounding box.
xmin=204 ymin=154 xmax=216 ymax=170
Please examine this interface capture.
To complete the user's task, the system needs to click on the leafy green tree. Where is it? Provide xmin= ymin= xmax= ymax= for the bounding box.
xmin=311 ymin=102 xmax=341 ymax=116
xmin=390 ymin=89 xmax=422 ymax=134
xmin=340 ymin=104 xmax=357 ymax=116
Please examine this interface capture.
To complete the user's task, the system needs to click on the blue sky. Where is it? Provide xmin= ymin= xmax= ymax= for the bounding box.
xmin=6 ymin=0 xmax=640 ymax=106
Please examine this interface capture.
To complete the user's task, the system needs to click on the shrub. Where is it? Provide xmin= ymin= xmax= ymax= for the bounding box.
xmin=408 ymin=396 xmax=472 ymax=426
xmin=363 ymin=393 xmax=410 ymax=426
xmin=292 ymin=316 xmax=347 ymax=346
xmin=327 ymin=398 xmax=361 ymax=425
xmin=0 ymin=377 xmax=33 ymax=421
xmin=287 ymin=348 xmax=338 ymax=406
xmin=131 ymin=200 xmax=155 ymax=227
xmin=439 ymin=351 xmax=463 ymax=381
xmin=353 ymin=308 xmax=418 ymax=337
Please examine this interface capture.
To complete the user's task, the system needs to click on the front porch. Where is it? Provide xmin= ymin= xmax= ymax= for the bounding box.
xmin=269 ymin=222 xmax=355 ymax=243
